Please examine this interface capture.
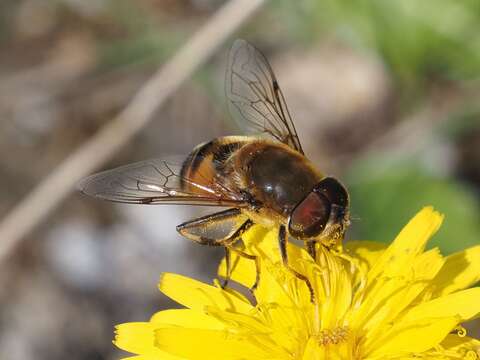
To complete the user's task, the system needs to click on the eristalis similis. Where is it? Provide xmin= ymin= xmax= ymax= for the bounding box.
xmin=78 ymin=40 xmax=350 ymax=303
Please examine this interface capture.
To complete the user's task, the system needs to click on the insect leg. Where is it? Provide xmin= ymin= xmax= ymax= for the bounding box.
xmin=177 ymin=211 xmax=257 ymax=289
xmin=176 ymin=208 xmax=244 ymax=246
xmin=306 ymin=240 xmax=317 ymax=261
xmin=226 ymin=245 xmax=261 ymax=292
xmin=222 ymin=219 xmax=260 ymax=291
xmin=222 ymin=247 xmax=231 ymax=289
xmin=279 ymin=225 xmax=315 ymax=303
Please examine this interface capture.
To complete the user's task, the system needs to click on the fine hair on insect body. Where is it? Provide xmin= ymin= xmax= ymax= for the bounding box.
xmin=78 ymin=40 xmax=350 ymax=303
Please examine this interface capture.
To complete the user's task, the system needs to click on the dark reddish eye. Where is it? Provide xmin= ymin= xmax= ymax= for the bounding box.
xmin=288 ymin=191 xmax=331 ymax=239
xmin=313 ymin=177 xmax=348 ymax=208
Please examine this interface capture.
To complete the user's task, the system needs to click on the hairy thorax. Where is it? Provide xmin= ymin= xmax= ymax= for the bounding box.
xmin=230 ymin=141 xmax=322 ymax=226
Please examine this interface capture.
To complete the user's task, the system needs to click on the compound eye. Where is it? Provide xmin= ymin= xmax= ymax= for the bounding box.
xmin=288 ymin=191 xmax=331 ymax=239
xmin=313 ymin=177 xmax=349 ymax=208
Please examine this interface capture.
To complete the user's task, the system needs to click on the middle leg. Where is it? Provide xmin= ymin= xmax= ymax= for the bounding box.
xmin=306 ymin=240 xmax=317 ymax=261
xmin=279 ymin=225 xmax=315 ymax=303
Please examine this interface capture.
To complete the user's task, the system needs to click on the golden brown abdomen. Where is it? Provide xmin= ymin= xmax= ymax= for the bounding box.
xmin=180 ymin=136 xmax=249 ymax=195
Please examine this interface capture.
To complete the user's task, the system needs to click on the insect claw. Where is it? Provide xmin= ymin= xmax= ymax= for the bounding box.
xmin=221 ymin=278 xmax=229 ymax=290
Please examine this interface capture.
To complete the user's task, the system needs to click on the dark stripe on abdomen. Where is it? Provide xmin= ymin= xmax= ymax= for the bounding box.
xmin=180 ymin=140 xmax=214 ymax=189
xmin=180 ymin=138 xmax=247 ymax=190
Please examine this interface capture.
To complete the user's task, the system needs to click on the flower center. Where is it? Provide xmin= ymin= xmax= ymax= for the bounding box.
xmin=315 ymin=326 xmax=349 ymax=346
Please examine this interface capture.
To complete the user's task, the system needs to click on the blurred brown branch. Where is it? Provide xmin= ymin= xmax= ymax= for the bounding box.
xmin=0 ymin=0 xmax=265 ymax=263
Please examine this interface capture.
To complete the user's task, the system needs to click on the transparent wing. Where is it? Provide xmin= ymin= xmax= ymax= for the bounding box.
xmin=77 ymin=158 xmax=246 ymax=206
xmin=225 ymin=39 xmax=304 ymax=154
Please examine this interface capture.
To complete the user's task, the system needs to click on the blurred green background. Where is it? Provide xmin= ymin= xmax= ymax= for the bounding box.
xmin=0 ymin=0 xmax=478 ymax=359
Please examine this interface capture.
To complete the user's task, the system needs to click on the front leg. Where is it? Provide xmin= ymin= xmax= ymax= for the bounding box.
xmin=279 ymin=225 xmax=316 ymax=304
xmin=306 ymin=240 xmax=317 ymax=261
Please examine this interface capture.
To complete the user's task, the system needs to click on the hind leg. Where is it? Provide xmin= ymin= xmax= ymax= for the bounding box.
xmin=226 ymin=245 xmax=261 ymax=292
xmin=177 ymin=211 xmax=256 ymax=289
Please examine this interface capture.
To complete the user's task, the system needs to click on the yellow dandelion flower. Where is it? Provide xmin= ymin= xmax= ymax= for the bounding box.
xmin=114 ymin=207 xmax=480 ymax=359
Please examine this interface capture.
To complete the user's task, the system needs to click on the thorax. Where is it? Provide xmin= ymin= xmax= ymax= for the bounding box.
xmin=231 ymin=141 xmax=322 ymax=220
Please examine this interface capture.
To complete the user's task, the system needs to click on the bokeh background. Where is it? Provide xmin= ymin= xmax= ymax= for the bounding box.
xmin=0 ymin=0 xmax=479 ymax=359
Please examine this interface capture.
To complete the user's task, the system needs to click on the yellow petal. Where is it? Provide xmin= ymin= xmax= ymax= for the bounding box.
xmin=203 ymin=305 xmax=272 ymax=333
xmin=217 ymin=226 xmax=272 ymax=289
xmin=302 ymin=336 xmax=321 ymax=360
xmin=115 ymin=322 xmax=179 ymax=359
xmin=218 ymin=251 xmax=256 ymax=289
xmin=428 ymin=245 xmax=480 ymax=298
xmin=203 ymin=305 xmax=303 ymax=357
xmin=367 ymin=207 xmax=443 ymax=285
xmin=316 ymin=247 xmax=353 ymax=328
xmin=254 ymin=256 xmax=307 ymax=307
xmin=217 ymin=226 xmax=294 ymax=296
xmin=241 ymin=225 xmax=310 ymax=267
xmin=350 ymin=207 xmax=444 ymax=327
xmin=220 ymin=251 xmax=298 ymax=308
xmin=219 ymin=224 xmax=316 ymax=308
xmin=154 ymin=328 xmax=279 ymax=359
xmin=367 ymin=317 xmax=458 ymax=357
xmin=360 ymin=248 xmax=445 ymax=342
xmin=400 ymin=287 xmax=480 ymax=323
xmin=150 ymin=309 xmax=224 ymax=329
xmin=249 ymin=302 xmax=306 ymax=352
xmin=121 ymin=356 xmax=178 ymax=360
xmin=242 ymin=226 xmax=279 ymax=261
xmin=344 ymin=240 xmax=386 ymax=272
xmin=114 ymin=322 xmax=157 ymax=355
xmin=158 ymin=273 xmax=252 ymax=313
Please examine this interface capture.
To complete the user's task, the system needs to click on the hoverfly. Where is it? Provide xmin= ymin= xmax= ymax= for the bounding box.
xmin=79 ymin=40 xmax=350 ymax=302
